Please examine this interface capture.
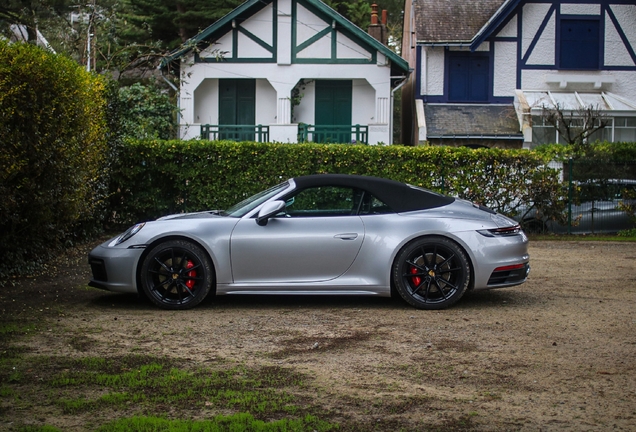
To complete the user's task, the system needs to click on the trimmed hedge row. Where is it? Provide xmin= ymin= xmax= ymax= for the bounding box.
xmin=110 ymin=140 xmax=562 ymax=224
xmin=0 ymin=41 xmax=109 ymax=278
xmin=533 ymin=141 xmax=636 ymax=161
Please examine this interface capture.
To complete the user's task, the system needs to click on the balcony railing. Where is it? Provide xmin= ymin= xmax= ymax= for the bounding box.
xmin=298 ymin=124 xmax=368 ymax=144
xmin=201 ymin=124 xmax=269 ymax=142
xmin=199 ymin=124 xmax=368 ymax=144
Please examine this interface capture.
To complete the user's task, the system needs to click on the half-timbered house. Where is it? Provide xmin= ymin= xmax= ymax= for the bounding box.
xmin=401 ymin=0 xmax=636 ymax=148
xmin=163 ymin=0 xmax=409 ymax=145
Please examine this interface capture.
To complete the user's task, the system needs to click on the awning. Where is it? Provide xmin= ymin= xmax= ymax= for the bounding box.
xmin=515 ymin=90 xmax=636 ymax=115
xmin=514 ymin=90 xmax=636 ymax=144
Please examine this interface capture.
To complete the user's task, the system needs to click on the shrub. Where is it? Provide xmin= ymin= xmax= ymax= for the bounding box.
xmin=0 ymin=40 xmax=109 ymax=278
xmin=617 ymin=228 xmax=636 ymax=238
xmin=117 ymin=82 xmax=179 ymax=140
xmin=534 ymin=141 xmax=636 ymax=162
xmin=109 ymin=140 xmax=560 ymax=225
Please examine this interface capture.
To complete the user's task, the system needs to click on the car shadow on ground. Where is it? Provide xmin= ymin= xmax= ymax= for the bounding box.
xmin=459 ymin=288 xmax=538 ymax=309
xmin=84 ymin=285 xmax=536 ymax=312
xmin=86 ymin=290 xmax=407 ymax=311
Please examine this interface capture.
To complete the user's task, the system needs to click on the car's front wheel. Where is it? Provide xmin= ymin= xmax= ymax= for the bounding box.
xmin=140 ymin=240 xmax=214 ymax=310
xmin=393 ymin=236 xmax=470 ymax=310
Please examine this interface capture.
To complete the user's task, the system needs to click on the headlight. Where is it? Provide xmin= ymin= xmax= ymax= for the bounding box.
xmin=111 ymin=223 xmax=146 ymax=246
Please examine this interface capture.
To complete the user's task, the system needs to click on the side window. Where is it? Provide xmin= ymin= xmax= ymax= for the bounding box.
xmin=283 ymin=187 xmax=393 ymax=217
xmin=285 ymin=186 xmax=357 ymax=217
xmin=358 ymin=193 xmax=393 ymax=215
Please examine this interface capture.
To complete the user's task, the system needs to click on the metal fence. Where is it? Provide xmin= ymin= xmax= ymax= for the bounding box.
xmin=297 ymin=124 xmax=368 ymax=144
xmin=199 ymin=124 xmax=369 ymax=144
xmin=201 ymin=124 xmax=269 ymax=142
xmin=532 ymin=159 xmax=636 ymax=234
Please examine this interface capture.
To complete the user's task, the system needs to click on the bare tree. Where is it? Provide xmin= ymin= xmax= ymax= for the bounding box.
xmin=541 ymin=103 xmax=610 ymax=148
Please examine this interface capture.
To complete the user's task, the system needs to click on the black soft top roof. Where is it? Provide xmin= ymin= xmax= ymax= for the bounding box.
xmin=291 ymin=174 xmax=454 ymax=212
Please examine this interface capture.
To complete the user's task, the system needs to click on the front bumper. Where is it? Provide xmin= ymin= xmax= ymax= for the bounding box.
xmin=87 ymin=243 xmax=145 ymax=294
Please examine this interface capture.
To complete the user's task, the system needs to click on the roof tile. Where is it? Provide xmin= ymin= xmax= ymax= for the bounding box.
xmin=425 ymin=105 xmax=521 ymax=137
xmin=415 ymin=0 xmax=507 ymax=43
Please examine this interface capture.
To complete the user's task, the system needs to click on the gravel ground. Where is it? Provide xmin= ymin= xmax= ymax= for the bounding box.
xmin=1 ymin=239 xmax=635 ymax=430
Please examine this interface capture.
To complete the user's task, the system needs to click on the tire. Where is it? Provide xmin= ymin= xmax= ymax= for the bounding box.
xmin=392 ymin=236 xmax=470 ymax=310
xmin=140 ymin=240 xmax=214 ymax=310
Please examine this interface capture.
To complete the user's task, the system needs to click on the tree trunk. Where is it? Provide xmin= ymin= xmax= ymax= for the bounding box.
xmin=176 ymin=2 xmax=188 ymax=43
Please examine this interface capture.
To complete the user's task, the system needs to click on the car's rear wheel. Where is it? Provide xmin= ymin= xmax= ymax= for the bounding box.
xmin=393 ymin=237 xmax=470 ymax=310
xmin=140 ymin=240 xmax=213 ymax=310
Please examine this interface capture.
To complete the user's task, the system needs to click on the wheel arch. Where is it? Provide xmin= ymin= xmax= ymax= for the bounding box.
xmin=135 ymin=235 xmax=218 ymax=297
xmin=390 ymin=234 xmax=475 ymax=293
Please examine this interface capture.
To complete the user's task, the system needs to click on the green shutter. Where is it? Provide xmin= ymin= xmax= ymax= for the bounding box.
xmin=315 ymin=80 xmax=352 ymax=126
xmin=219 ymin=79 xmax=256 ymax=140
xmin=314 ymin=80 xmax=352 ymax=143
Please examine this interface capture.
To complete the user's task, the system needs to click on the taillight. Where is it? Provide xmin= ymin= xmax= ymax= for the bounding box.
xmin=477 ymin=225 xmax=521 ymax=237
xmin=493 ymin=263 xmax=526 ymax=272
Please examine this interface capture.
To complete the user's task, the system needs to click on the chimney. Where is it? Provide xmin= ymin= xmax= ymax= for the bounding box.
xmin=368 ymin=3 xmax=388 ymax=45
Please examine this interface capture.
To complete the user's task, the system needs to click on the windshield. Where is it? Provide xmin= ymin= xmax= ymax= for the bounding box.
xmin=223 ymin=181 xmax=290 ymax=217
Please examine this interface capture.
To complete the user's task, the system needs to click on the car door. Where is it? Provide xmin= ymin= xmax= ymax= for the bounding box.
xmin=230 ymin=186 xmax=365 ymax=284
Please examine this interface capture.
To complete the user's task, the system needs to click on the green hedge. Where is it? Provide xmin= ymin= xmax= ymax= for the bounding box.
xmin=110 ymin=140 xmax=562 ymax=224
xmin=534 ymin=141 xmax=636 ymax=161
xmin=0 ymin=41 xmax=109 ymax=277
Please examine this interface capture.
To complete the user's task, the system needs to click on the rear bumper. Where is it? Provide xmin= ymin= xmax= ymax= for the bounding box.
xmin=452 ymin=230 xmax=529 ymax=291
xmin=485 ymin=262 xmax=530 ymax=288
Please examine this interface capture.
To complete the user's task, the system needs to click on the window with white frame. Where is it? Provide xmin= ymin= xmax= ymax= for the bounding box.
xmin=532 ymin=116 xmax=612 ymax=145
xmin=531 ymin=116 xmax=557 ymax=145
xmin=614 ymin=117 xmax=636 ymax=142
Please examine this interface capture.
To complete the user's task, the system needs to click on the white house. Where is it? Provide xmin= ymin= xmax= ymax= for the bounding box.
xmin=162 ymin=0 xmax=409 ymax=145
xmin=401 ymin=0 xmax=636 ymax=148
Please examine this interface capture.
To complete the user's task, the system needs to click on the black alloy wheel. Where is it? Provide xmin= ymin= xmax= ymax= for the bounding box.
xmin=140 ymin=240 xmax=214 ymax=310
xmin=393 ymin=236 xmax=470 ymax=310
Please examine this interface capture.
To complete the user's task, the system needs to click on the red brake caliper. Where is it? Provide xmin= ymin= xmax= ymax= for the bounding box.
xmin=185 ymin=260 xmax=196 ymax=290
xmin=410 ymin=266 xmax=421 ymax=286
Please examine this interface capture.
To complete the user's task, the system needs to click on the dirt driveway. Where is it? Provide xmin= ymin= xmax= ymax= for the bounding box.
xmin=1 ymin=240 xmax=636 ymax=430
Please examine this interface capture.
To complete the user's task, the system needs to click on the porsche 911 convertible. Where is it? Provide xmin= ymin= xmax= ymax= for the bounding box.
xmin=88 ymin=174 xmax=530 ymax=310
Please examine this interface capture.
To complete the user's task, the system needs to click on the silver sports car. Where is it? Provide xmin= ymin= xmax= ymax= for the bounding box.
xmin=88 ymin=174 xmax=530 ymax=310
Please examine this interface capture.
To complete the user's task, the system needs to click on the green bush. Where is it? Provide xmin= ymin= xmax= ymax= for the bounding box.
xmin=618 ymin=228 xmax=636 ymax=238
xmin=117 ymin=82 xmax=179 ymax=140
xmin=534 ymin=141 xmax=636 ymax=161
xmin=0 ymin=40 xmax=109 ymax=278
xmin=110 ymin=140 xmax=561 ymax=224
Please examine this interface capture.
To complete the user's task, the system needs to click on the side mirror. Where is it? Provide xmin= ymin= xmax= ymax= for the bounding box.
xmin=256 ymin=200 xmax=285 ymax=226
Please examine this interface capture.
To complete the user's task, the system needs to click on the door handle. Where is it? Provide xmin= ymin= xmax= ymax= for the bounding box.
xmin=334 ymin=233 xmax=358 ymax=240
